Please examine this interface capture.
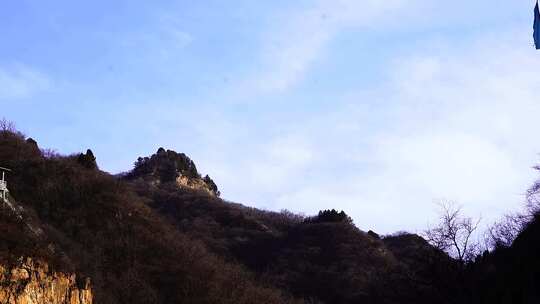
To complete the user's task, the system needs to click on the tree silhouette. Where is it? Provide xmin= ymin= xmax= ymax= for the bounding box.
xmin=424 ymin=201 xmax=480 ymax=262
xmin=309 ymin=209 xmax=353 ymax=224
xmin=77 ymin=149 xmax=97 ymax=170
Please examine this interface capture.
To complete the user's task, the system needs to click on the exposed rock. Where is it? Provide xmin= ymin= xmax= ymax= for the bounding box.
xmin=0 ymin=258 xmax=92 ymax=304
xmin=176 ymin=174 xmax=216 ymax=196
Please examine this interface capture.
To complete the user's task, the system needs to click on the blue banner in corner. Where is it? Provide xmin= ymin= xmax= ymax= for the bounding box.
xmin=535 ymin=1 xmax=540 ymax=49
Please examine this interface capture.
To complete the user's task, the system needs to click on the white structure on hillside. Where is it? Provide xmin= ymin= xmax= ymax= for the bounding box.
xmin=0 ymin=166 xmax=11 ymax=202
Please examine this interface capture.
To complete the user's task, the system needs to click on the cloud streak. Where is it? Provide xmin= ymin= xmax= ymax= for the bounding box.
xmin=207 ymin=29 xmax=540 ymax=234
xmin=0 ymin=65 xmax=51 ymax=101
xmin=238 ymin=0 xmax=410 ymax=95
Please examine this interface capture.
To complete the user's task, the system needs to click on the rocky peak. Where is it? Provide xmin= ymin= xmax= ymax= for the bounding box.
xmin=126 ymin=148 xmax=220 ymax=196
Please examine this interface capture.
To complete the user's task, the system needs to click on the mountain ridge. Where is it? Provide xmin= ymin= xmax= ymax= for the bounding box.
xmin=1 ymin=125 xmax=540 ymax=303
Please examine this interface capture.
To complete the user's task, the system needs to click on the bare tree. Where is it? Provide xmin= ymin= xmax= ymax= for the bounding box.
xmin=424 ymin=200 xmax=481 ymax=262
xmin=526 ymin=165 xmax=540 ymax=215
xmin=486 ymin=212 xmax=529 ymax=249
xmin=41 ymin=148 xmax=61 ymax=159
xmin=483 ymin=168 xmax=540 ymax=249
xmin=0 ymin=118 xmax=16 ymax=132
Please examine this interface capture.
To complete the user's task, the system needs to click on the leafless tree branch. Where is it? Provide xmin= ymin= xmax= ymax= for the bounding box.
xmin=424 ymin=200 xmax=481 ymax=262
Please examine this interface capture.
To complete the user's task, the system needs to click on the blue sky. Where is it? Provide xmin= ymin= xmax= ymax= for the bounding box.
xmin=1 ymin=0 xmax=539 ymax=234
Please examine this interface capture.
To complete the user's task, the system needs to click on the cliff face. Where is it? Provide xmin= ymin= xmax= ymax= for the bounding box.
xmin=176 ymin=174 xmax=215 ymax=195
xmin=0 ymin=259 xmax=92 ymax=304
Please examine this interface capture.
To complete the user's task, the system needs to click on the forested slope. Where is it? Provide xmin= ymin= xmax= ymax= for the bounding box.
xmin=1 ymin=126 xmax=540 ymax=304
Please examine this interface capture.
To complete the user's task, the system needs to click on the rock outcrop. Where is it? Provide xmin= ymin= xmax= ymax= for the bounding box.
xmin=126 ymin=148 xmax=220 ymax=196
xmin=0 ymin=258 xmax=92 ymax=304
xmin=176 ymin=174 xmax=217 ymax=196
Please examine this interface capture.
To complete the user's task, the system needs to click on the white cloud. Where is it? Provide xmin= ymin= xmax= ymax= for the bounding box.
xmin=240 ymin=0 xmax=410 ymax=94
xmin=339 ymin=32 xmax=540 ymax=232
xmin=213 ymin=29 xmax=540 ymax=234
xmin=94 ymin=2 xmax=540 ymax=234
xmin=230 ymin=0 xmax=531 ymax=98
xmin=246 ymin=136 xmax=315 ymax=189
xmin=0 ymin=65 xmax=51 ymax=100
xmin=118 ymin=16 xmax=192 ymax=60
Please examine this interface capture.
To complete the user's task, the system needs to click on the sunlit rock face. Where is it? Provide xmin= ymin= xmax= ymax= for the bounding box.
xmin=176 ymin=174 xmax=215 ymax=196
xmin=0 ymin=258 xmax=92 ymax=304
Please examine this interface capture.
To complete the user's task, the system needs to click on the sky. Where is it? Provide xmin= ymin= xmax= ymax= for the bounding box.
xmin=1 ymin=0 xmax=540 ymax=234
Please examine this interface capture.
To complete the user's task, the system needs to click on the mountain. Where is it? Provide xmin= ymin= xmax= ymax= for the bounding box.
xmin=464 ymin=213 xmax=540 ymax=303
xmin=1 ymin=126 xmax=540 ymax=304
xmin=0 ymin=129 xmax=298 ymax=304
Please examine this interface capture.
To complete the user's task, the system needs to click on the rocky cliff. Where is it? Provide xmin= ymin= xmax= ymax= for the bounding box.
xmin=176 ymin=174 xmax=216 ymax=196
xmin=0 ymin=258 xmax=92 ymax=304
xmin=125 ymin=148 xmax=220 ymax=196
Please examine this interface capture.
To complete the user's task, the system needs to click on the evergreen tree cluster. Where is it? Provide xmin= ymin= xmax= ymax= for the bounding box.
xmin=131 ymin=147 xmax=200 ymax=182
xmin=307 ymin=209 xmax=354 ymax=224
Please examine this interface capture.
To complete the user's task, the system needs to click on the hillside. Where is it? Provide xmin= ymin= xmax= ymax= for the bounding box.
xmin=0 ymin=129 xmax=300 ymax=304
xmin=1 ymin=126 xmax=540 ymax=303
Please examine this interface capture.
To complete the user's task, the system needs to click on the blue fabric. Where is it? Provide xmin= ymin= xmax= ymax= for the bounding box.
xmin=534 ymin=1 xmax=540 ymax=49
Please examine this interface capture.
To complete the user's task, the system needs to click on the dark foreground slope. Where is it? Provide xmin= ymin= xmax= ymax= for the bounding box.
xmin=2 ymin=128 xmax=540 ymax=304
xmin=126 ymin=151 xmax=460 ymax=304
xmin=464 ymin=213 xmax=540 ymax=304
xmin=0 ymin=130 xmax=300 ymax=304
